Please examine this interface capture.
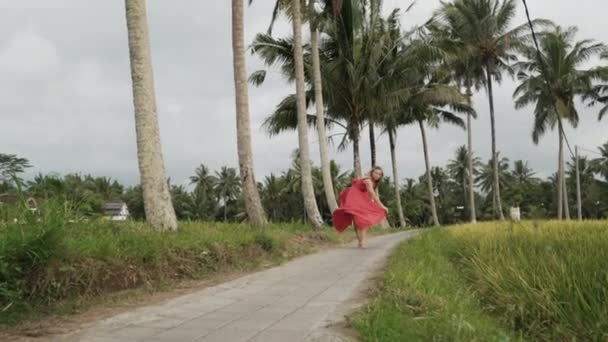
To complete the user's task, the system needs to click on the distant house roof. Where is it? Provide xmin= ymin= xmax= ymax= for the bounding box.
xmin=104 ymin=202 xmax=128 ymax=216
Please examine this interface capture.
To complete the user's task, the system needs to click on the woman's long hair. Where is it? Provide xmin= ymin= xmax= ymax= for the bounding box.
xmin=367 ymin=166 xmax=384 ymax=189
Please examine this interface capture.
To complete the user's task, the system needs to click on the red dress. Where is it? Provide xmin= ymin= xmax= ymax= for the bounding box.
xmin=332 ymin=179 xmax=387 ymax=232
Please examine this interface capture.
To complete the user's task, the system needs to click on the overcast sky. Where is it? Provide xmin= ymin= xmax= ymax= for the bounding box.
xmin=1 ymin=1 xmax=607 ymax=187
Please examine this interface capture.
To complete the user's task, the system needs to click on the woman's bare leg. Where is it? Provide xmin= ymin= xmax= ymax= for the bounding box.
xmin=355 ymin=227 xmax=364 ymax=248
xmin=359 ymin=228 xmax=367 ymax=248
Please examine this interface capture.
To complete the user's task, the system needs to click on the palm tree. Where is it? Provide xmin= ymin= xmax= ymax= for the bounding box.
xmin=447 ymin=145 xmax=481 ymax=215
xmin=231 ymin=0 xmax=267 ymax=225
xmin=291 ymin=0 xmax=324 ymax=228
xmin=214 ymin=167 xmax=241 ymax=222
xmin=124 ymin=0 xmax=177 ymax=231
xmin=513 ymin=25 xmax=607 ymax=220
xmin=190 ymin=164 xmax=217 ymax=193
xmin=252 ymin=0 xmax=398 ymax=178
xmin=417 ymin=110 xmax=465 ymax=226
xmin=591 ymin=141 xmax=608 ymax=182
xmin=511 ymin=160 xmax=536 ymax=185
xmin=428 ymin=21 xmax=485 ymax=223
xmin=309 ymin=0 xmax=338 ymax=213
xmin=435 ymin=0 xmax=544 ymax=220
xmin=476 ymin=153 xmax=510 ymax=215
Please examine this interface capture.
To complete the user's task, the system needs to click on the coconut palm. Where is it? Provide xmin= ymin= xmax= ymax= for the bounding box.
xmin=251 ymin=0 xmax=399 ymax=178
xmin=591 ymin=141 xmax=608 ymax=182
xmin=513 ymin=25 xmax=607 ymax=219
xmin=290 ymin=0 xmax=324 ymax=228
xmin=427 ymin=20 xmax=486 ymax=223
xmin=190 ymin=164 xmax=217 ymax=193
xmin=435 ymin=0 xmax=546 ymax=220
xmin=511 ymin=160 xmax=536 ymax=185
xmin=476 ymin=153 xmax=510 ymax=215
xmin=309 ymin=0 xmax=338 ymax=212
xmin=124 ymin=0 xmax=177 ymax=231
xmin=395 ymin=75 xmax=469 ymax=226
xmin=231 ymin=0 xmax=267 ymax=225
xmin=214 ymin=167 xmax=241 ymax=222
xmin=447 ymin=145 xmax=481 ymax=214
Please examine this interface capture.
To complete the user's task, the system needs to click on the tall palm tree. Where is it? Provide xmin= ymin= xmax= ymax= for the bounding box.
xmin=124 ymin=0 xmax=177 ymax=231
xmin=417 ymin=110 xmax=465 ymax=226
xmin=214 ymin=167 xmax=241 ymax=222
xmin=435 ymin=0 xmax=545 ymax=220
xmin=231 ymin=0 xmax=267 ymax=225
xmin=428 ymin=19 xmax=485 ymax=224
xmin=396 ymin=78 xmax=469 ymax=227
xmin=252 ymin=0 xmax=399 ymax=178
xmin=513 ymin=25 xmax=607 ymax=220
xmin=309 ymin=0 xmax=338 ymax=213
xmin=291 ymin=0 xmax=324 ymax=228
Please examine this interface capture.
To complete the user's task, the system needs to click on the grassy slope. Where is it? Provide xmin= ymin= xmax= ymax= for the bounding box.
xmin=353 ymin=221 xmax=608 ymax=341
xmin=0 ymin=219 xmax=371 ymax=329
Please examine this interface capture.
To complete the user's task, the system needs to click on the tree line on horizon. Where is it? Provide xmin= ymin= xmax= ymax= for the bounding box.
xmin=2 ymin=0 xmax=608 ymax=230
xmin=1 ymin=142 xmax=607 ymax=226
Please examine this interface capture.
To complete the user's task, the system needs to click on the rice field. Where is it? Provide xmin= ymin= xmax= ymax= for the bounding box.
xmin=353 ymin=221 xmax=608 ymax=341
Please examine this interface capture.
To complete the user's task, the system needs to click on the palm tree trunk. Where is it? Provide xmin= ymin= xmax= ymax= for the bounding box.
xmin=224 ymin=199 xmax=228 ymax=222
xmin=292 ymin=0 xmax=323 ymax=228
xmin=563 ymin=174 xmax=571 ymax=219
xmin=466 ymin=86 xmax=477 ymax=223
xmin=309 ymin=0 xmax=338 ymax=213
xmin=352 ymin=119 xmax=362 ymax=178
xmin=419 ymin=120 xmax=439 ymax=226
xmin=389 ymin=130 xmax=406 ymax=228
xmin=557 ymin=125 xmax=564 ymax=220
xmin=485 ymin=66 xmax=505 ymax=220
xmin=125 ymin=0 xmax=177 ymax=231
xmin=231 ymin=0 xmax=267 ymax=226
xmin=559 ymin=118 xmax=571 ymax=220
xmin=369 ymin=122 xmax=376 ymax=167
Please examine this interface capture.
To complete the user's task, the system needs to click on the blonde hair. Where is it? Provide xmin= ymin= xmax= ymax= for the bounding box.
xmin=367 ymin=166 xmax=384 ymax=189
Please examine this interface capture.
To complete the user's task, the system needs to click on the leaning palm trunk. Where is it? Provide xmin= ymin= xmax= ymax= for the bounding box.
xmin=485 ymin=66 xmax=505 ymax=220
xmin=292 ymin=0 xmax=323 ymax=228
xmin=309 ymin=0 xmax=338 ymax=213
xmin=231 ymin=0 xmax=267 ymax=225
xmin=466 ymin=87 xmax=477 ymax=223
xmin=419 ymin=120 xmax=440 ymax=226
xmin=125 ymin=0 xmax=177 ymax=231
xmin=389 ymin=130 xmax=406 ymax=228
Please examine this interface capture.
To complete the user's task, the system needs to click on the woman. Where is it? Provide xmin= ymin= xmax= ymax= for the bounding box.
xmin=333 ymin=166 xmax=389 ymax=248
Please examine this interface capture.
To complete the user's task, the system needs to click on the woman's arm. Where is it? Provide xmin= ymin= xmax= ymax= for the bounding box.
xmin=363 ymin=179 xmax=388 ymax=212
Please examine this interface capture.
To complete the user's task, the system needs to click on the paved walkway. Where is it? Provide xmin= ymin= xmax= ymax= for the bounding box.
xmin=59 ymin=231 xmax=418 ymax=342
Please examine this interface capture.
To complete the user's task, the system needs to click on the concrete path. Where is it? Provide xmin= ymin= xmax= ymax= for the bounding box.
xmin=58 ymin=231 xmax=418 ymax=342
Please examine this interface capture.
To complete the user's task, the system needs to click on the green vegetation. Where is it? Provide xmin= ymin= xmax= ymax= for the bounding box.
xmin=353 ymin=221 xmax=608 ymax=341
xmin=0 ymin=200 xmax=351 ymax=327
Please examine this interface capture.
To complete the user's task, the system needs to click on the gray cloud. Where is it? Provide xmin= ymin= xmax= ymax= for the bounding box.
xmin=0 ymin=0 xmax=606 ymax=187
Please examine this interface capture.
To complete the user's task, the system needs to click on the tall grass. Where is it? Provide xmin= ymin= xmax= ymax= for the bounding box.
xmin=354 ymin=221 xmax=608 ymax=341
xmin=449 ymin=221 xmax=608 ymax=340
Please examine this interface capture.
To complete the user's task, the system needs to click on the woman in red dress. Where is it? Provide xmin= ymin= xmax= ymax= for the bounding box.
xmin=333 ymin=166 xmax=389 ymax=248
